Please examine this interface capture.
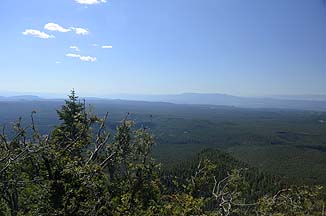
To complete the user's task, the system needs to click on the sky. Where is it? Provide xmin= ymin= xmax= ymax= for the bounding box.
xmin=0 ymin=0 xmax=325 ymax=97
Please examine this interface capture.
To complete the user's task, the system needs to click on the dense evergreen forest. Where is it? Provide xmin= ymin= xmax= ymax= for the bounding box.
xmin=1 ymin=96 xmax=326 ymax=185
xmin=0 ymin=91 xmax=325 ymax=215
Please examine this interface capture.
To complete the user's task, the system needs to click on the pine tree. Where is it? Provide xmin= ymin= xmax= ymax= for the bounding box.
xmin=51 ymin=89 xmax=94 ymax=156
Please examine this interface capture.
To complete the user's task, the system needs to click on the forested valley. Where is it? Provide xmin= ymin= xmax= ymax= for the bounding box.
xmin=1 ymin=91 xmax=325 ymax=215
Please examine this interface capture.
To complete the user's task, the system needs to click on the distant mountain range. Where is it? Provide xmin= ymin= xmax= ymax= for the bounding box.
xmin=1 ymin=93 xmax=326 ymax=111
xmin=104 ymin=93 xmax=326 ymax=111
xmin=0 ymin=95 xmax=42 ymax=101
xmin=267 ymin=95 xmax=326 ymax=101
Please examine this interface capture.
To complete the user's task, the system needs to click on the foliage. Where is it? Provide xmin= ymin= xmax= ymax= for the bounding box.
xmin=0 ymin=91 xmax=325 ymax=215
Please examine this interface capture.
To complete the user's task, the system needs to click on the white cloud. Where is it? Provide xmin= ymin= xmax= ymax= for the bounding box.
xmin=44 ymin=23 xmax=71 ymax=32
xmin=66 ymin=53 xmax=80 ymax=58
xmin=22 ymin=29 xmax=55 ymax=39
xmin=55 ymin=61 xmax=61 ymax=64
xmin=75 ymin=0 xmax=106 ymax=5
xmin=70 ymin=46 xmax=80 ymax=52
xmin=93 ymin=43 xmax=99 ymax=47
xmin=79 ymin=56 xmax=97 ymax=62
xmin=43 ymin=23 xmax=89 ymax=35
xmin=102 ymin=45 xmax=112 ymax=49
xmin=66 ymin=53 xmax=96 ymax=62
xmin=71 ymin=27 xmax=89 ymax=35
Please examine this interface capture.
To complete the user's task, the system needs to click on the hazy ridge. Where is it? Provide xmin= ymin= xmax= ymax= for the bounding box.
xmin=1 ymin=93 xmax=326 ymax=111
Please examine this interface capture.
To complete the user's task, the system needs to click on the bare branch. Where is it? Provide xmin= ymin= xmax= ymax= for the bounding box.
xmin=86 ymin=112 xmax=110 ymax=164
xmin=100 ymin=152 xmax=116 ymax=169
xmin=87 ymin=134 xmax=110 ymax=164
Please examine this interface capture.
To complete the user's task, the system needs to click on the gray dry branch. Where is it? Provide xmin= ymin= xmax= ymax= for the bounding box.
xmin=212 ymin=170 xmax=257 ymax=216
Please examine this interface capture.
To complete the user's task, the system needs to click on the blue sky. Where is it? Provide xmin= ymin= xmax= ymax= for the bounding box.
xmin=0 ymin=0 xmax=325 ymax=97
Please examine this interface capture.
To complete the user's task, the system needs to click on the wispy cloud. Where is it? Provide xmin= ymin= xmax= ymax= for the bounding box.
xmin=22 ymin=29 xmax=55 ymax=39
xmin=70 ymin=46 xmax=80 ymax=52
xmin=75 ymin=0 xmax=106 ymax=5
xmin=43 ymin=23 xmax=89 ymax=35
xmin=71 ymin=27 xmax=89 ymax=35
xmin=66 ymin=53 xmax=81 ymax=58
xmin=44 ymin=23 xmax=71 ymax=32
xmin=102 ymin=45 xmax=112 ymax=49
xmin=66 ymin=53 xmax=96 ymax=62
xmin=55 ymin=61 xmax=61 ymax=64
xmin=93 ymin=43 xmax=99 ymax=47
xmin=79 ymin=56 xmax=97 ymax=62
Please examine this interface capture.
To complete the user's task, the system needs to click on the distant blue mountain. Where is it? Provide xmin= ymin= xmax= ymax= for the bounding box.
xmin=0 ymin=95 xmax=42 ymax=101
xmin=267 ymin=95 xmax=326 ymax=101
xmin=105 ymin=93 xmax=326 ymax=111
xmin=1 ymin=93 xmax=326 ymax=111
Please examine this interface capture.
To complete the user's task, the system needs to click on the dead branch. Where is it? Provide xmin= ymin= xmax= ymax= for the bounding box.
xmin=100 ymin=152 xmax=116 ymax=169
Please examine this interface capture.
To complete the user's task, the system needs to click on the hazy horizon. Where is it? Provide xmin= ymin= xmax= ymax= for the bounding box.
xmin=1 ymin=90 xmax=326 ymax=101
